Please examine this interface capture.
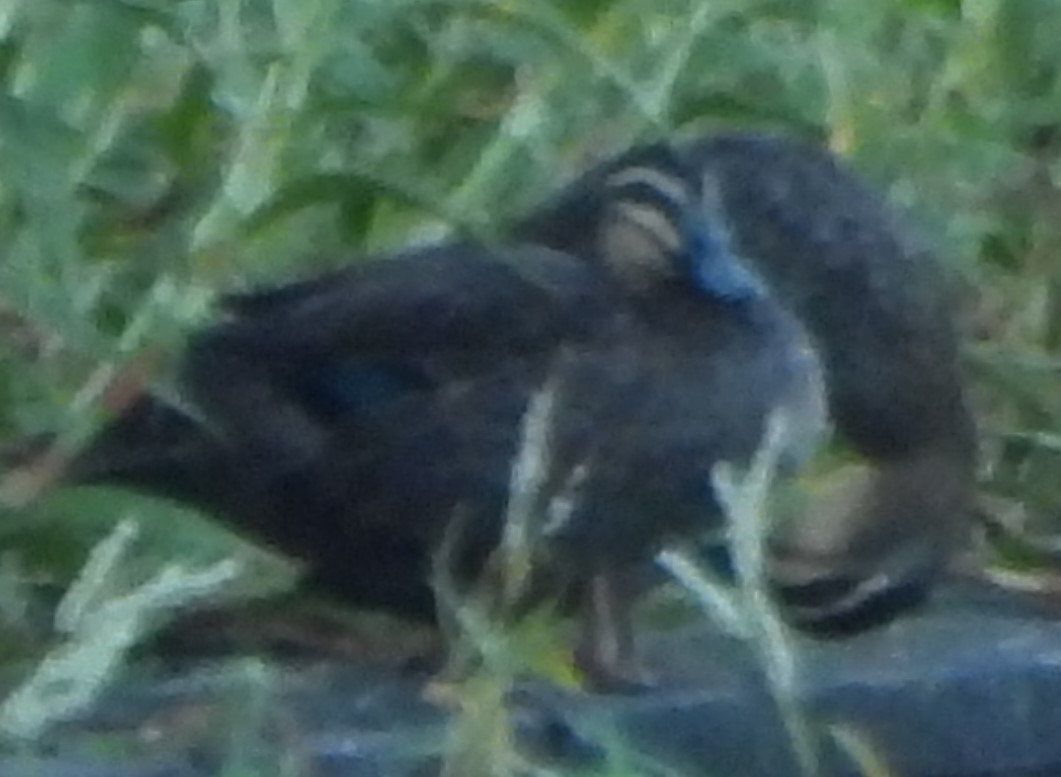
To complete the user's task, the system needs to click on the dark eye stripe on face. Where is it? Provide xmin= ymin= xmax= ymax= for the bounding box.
xmin=604 ymin=163 xmax=695 ymax=261
xmin=612 ymin=200 xmax=682 ymax=256
xmin=605 ymin=165 xmax=690 ymax=208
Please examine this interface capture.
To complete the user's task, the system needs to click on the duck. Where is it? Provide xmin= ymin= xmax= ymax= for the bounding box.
xmin=516 ymin=130 xmax=977 ymax=634
xmin=41 ymin=142 xmax=825 ymax=684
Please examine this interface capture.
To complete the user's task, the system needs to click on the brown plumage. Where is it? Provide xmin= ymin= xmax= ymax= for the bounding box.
xmin=517 ymin=130 xmax=977 ymax=632
xmin=17 ymin=142 xmax=825 ymax=686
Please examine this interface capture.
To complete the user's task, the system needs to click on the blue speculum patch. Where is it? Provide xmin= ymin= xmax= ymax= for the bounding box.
xmin=682 ymin=211 xmax=766 ymax=303
xmin=312 ymin=362 xmax=422 ymax=415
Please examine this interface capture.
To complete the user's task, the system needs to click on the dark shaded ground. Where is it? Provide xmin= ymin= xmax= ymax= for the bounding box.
xmin=4 ymin=583 xmax=1061 ymax=777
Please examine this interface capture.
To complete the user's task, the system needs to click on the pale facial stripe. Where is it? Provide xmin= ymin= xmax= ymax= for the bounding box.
xmin=605 ymin=165 xmax=693 ymax=258
xmin=612 ymin=200 xmax=682 ymax=256
xmin=605 ymin=165 xmax=690 ymax=206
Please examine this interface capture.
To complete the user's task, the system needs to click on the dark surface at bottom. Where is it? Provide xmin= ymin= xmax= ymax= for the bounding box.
xmin=3 ymin=583 xmax=1061 ymax=777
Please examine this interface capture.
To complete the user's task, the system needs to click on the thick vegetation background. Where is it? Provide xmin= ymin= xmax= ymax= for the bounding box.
xmin=0 ymin=0 xmax=1060 ymax=714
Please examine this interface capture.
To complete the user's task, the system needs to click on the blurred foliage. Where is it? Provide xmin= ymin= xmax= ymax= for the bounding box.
xmin=0 ymin=0 xmax=1059 ymax=669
